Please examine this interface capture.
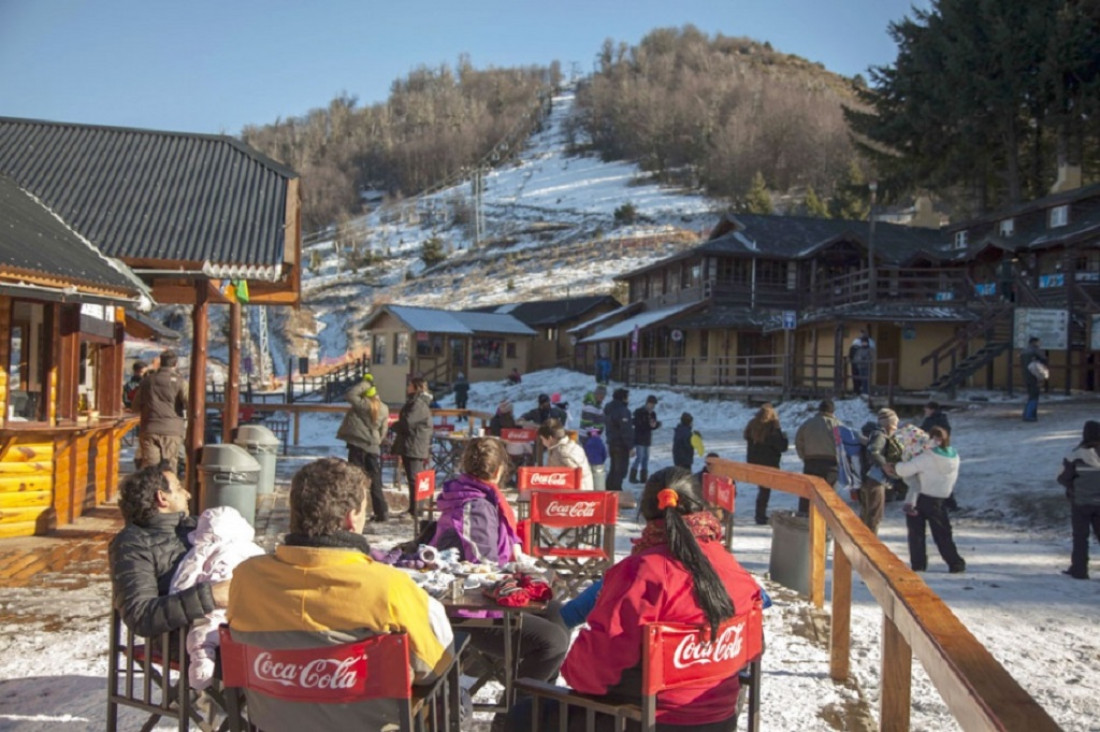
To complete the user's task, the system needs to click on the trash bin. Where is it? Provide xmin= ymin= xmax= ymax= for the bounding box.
xmin=769 ymin=510 xmax=811 ymax=596
xmin=199 ymin=444 xmax=261 ymax=526
xmin=234 ymin=424 xmax=280 ymax=495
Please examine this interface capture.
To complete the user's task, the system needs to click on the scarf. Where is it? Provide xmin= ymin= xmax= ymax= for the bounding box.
xmin=282 ymin=530 xmax=371 ymax=555
xmin=632 ymin=511 xmax=723 ymax=555
xmin=486 ymin=482 xmax=519 ymax=539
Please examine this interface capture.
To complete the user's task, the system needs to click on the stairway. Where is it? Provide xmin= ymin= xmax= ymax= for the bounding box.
xmin=928 ymin=340 xmax=1011 ymax=392
xmin=921 ymin=301 xmax=1014 ymax=393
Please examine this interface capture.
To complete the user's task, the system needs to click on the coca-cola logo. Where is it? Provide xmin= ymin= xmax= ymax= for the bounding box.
xmin=530 ymin=472 xmax=569 ymax=487
xmin=253 ymin=652 xmax=360 ymax=690
xmin=544 ymin=500 xmax=597 ymax=518
xmin=417 ymin=477 xmax=431 ymax=492
xmin=672 ymin=623 xmax=745 ymax=670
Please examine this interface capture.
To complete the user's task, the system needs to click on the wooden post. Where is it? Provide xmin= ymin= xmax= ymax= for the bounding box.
xmin=293 ymin=410 xmax=300 ymax=447
xmin=223 ymin=301 xmax=241 ymax=443
xmin=186 ymin=282 xmax=208 ymax=499
xmin=829 ymin=545 xmax=852 ymax=681
xmin=880 ymin=615 xmax=912 ymax=732
xmin=808 ymin=501 xmax=826 ymax=608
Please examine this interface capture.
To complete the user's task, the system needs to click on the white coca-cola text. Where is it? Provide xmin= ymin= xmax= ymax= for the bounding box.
xmin=671 ymin=623 xmax=745 ymax=670
xmin=544 ymin=500 xmax=597 ymax=518
xmin=253 ymin=652 xmax=360 ymax=690
xmin=529 ymin=472 xmax=569 ymax=487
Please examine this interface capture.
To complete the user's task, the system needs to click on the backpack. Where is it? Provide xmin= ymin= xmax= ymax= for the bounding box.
xmin=834 ymin=424 xmax=865 ymax=491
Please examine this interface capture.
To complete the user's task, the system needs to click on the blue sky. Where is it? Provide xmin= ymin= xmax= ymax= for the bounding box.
xmin=0 ymin=0 xmax=929 ymax=135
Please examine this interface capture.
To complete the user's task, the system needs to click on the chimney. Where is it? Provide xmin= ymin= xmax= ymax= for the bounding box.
xmin=1050 ymin=164 xmax=1082 ymax=194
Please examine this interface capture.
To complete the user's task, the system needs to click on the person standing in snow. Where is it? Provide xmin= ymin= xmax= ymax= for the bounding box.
xmin=630 ymin=395 xmax=661 ymax=484
xmin=336 ymin=373 xmax=390 ymax=523
xmin=583 ymin=428 xmax=608 ymax=491
xmin=452 ymin=371 xmax=470 ymax=420
xmin=1021 ymin=336 xmax=1048 ymax=422
xmin=744 ymin=403 xmax=789 ymax=525
xmin=794 ymin=399 xmax=840 ymax=516
xmin=603 ymin=388 xmax=635 ymax=508
xmin=1057 ymin=420 xmax=1100 ymax=579
xmin=579 ymin=384 xmax=607 ymax=437
xmin=859 ymin=408 xmax=904 ymax=535
xmin=391 ymin=376 xmax=433 ymax=520
xmin=539 ymin=419 xmax=594 ymax=491
xmin=890 ymin=426 xmax=966 ymax=574
xmin=672 ymin=412 xmax=696 ymax=470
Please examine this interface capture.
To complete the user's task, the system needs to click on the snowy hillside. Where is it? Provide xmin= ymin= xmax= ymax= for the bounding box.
xmin=293 ymin=88 xmax=725 ymax=363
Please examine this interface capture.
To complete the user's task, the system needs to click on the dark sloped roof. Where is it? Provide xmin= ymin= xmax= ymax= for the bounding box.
xmin=487 ymin=295 xmax=618 ymax=327
xmin=946 ymin=182 xmax=1100 ymax=231
xmin=0 ymin=117 xmax=297 ymax=274
xmin=670 ymin=306 xmax=783 ymax=331
xmin=802 ymin=303 xmax=978 ymax=324
xmin=364 ymin=304 xmax=536 ymax=336
xmin=0 ymin=173 xmax=144 ymax=296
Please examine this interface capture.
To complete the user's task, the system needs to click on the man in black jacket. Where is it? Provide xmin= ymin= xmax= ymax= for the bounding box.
xmin=603 ymin=388 xmax=635 ymax=508
xmin=920 ymin=401 xmax=951 ymax=435
xmin=131 ymin=349 xmax=187 ymax=474
xmin=109 ymin=466 xmax=229 ymax=636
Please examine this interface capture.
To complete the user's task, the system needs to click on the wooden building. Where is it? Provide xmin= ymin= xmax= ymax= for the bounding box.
xmin=0 ymin=117 xmax=301 ymax=532
xmin=363 ymin=304 xmax=535 ymax=399
xmin=477 ymin=295 xmax=619 ymax=373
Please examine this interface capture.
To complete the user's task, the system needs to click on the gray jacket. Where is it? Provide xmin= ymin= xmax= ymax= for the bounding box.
xmin=336 ymin=383 xmax=390 ymax=455
xmin=391 ymin=392 xmax=433 ymax=459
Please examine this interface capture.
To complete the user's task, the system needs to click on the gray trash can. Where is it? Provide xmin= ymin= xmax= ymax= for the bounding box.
xmin=199 ymin=444 xmax=261 ymax=526
xmin=234 ymin=424 xmax=280 ymax=495
xmin=769 ymin=510 xmax=810 ymax=596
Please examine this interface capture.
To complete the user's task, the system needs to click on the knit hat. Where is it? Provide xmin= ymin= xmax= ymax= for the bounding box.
xmin=818 ymin=398 xmax=835 ymax=414
xmin=877 ymin=408 xmax=899 ymax=427
xmin=538 ymin=393 xmax=551 ymax=404
xmin=498 ymin=399 xmax=513 ymax=414
xmin=646 ymin=395 xmax=658 ymax=405
xmin=551 ymin=392 xmax=561 ymax=404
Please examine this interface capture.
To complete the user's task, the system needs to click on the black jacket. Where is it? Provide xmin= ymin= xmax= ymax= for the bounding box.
xmin=920 ymin=410 xmax=951 ymax=436
xmin=392 ymin=392 xmax=433 ymax=459
xmin=604 ymin=399 xmax=634 ymax=450
xmin=109 ymin=512 xmax=215 ymax=637
xmin=672 ymin=423 xmax=694 ymax=468
xmin=745 ymin=424 xmax=788 ymax=468
xmin=1058 ymin=446 xmax=1100 ymax=507
xmin=632 ymin=407 xmax=661 ymax=447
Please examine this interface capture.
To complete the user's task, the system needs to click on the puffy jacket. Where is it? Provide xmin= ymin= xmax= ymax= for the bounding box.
xmin=895 ymin=446 xmax=959 ymax=504
xmin=132 ymin=368 xmax=187 ymax=437
xmin=546 ymin=437 xmax=594 ymax=491
xmin=672 ymin=423 xmax=694 ymax=468
xmin=430 ymin=474 xmax=519 ymax=566
xmin=604 ymin=399 xmax=634 ymax=450
xmin=795 ymin=413 xmax=839 ymax=463
xmin=109 ymin=512 xmax=216 ymax=637
xmin=583 ymin=433 xmax=607 ymax=467
xmin=632 ymin=407 xmax=661 ymax=447
xmin=336 ymin=383 xmax=390 ymax=455
xmin=519 ymin=405 xmax=567 ymax=426
xmin=579 ymin=393 xmax=606 ymax=432
xmin=1058 ymin=446 xmax=1100 ymax=507
xmin=391 ymin=392 xmax=433 ymax=459
xmin=745 ymin=424 xmax=789 ymax=468
xmin=561 ymin=540 xmax=762 ymax=725
xmin=488 ymin=411 xmax=516 ymax=436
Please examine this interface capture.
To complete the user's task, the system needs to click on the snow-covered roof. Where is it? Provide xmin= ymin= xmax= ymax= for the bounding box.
xmin=366 ymin=304 xmax=536 ymax=336
xmin=580 ymin=301 xmax=700 ymax=343
xmin=568 ymin=301 xmax=642 ymax=334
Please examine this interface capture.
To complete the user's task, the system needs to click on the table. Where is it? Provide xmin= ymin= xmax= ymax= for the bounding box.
xmin=442 ymin=587 xmax=547 ymax=712
xmin=431 ymin=432 xmax=470 ymax=477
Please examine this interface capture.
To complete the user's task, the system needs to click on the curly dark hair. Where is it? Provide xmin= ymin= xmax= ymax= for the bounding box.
xmin=117 ymin=466 xmax=171 ymax=527
xmin=289 ymin=458 xmax=368 ymax=537
xmin=640 ymin=466 xmax=735 ymax=639
xmin=459 ymin=437 xmax=512 ymax=484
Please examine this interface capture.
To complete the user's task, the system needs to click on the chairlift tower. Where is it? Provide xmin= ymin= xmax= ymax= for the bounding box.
xmin=257 ymin=306 xmax=269 ymax=386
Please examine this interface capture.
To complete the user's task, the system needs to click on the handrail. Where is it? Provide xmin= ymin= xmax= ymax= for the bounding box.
xmin=706 ymin=459 xmax=1060 ymax=731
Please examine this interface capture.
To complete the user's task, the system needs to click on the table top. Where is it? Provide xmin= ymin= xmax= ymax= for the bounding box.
xmin=442 ymin=587 xmax=548 ymax=614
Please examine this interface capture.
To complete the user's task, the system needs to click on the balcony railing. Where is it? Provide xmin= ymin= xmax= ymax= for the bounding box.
xmin=807 ymin=268 xmax=971 ymax=310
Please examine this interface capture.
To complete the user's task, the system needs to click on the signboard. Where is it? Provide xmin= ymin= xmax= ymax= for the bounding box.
xmin=782 ymin=311 xmax=797 ymax=330
xmin=670 ymin=329 xmax=684 ymax=342
xmin=1014 ymin=308 xmax=1068 ymax=350
xmin=702 ymin=473 xmax=736 ymax=512
xmin=1038 ymin=273 xmax=1065 ymax=289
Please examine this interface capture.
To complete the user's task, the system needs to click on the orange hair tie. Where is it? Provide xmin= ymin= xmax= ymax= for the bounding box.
xmin=657 ymin=488 xmax=679 ymax=510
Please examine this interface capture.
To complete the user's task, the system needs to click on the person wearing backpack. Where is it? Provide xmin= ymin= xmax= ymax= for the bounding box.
xmin=858 ymin=408 xmax=904 ymax=535
xmin=1021 ymin=336 xmax=1048 ymax=422
xmin=1057 ymin=420 xmax=1100 ymax=579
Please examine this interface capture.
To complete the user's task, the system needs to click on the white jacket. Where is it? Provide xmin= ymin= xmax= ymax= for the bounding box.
xmin=895 ymin=446 xmax=959 ymax=504
xmin=169 ymin=506 xmax=264 ymax=689
xmin=546 ymin=436 xmax=594 ymax=491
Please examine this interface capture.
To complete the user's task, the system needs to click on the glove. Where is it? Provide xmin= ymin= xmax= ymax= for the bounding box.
xmin=484 ymin=577 xmax=530 ymax=607
xmin=516 ymin=573 xmax=553 ymax=602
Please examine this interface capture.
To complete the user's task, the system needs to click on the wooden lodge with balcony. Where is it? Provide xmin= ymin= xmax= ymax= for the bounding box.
xmin=574 ymin=180 xmax=1100 ymax=399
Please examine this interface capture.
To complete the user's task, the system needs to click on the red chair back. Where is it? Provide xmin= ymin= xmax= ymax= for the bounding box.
xmin=642 ymin=607 xmax=764 ymax=695
xmin=527 ymin=492 xmax=618 ymax=590
xmin=702 ymin=473 xmax=736 ymax=512
xmin=529 ymin=489 xmax=617 ymax=527
xmin=500 ymin=427 xmax=537 ymax=443
xmin=516 ymin=466 xmax=581 ymax=497
xmin=414 ymin=469 xmax=436 ymax=502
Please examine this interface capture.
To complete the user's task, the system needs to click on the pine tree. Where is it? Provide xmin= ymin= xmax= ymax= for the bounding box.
xmin=420 ymin=237 xmax=446 ymax=267
xmin=829 ymin=161 xmax=870 ymax=221
xmin=744 ymin=172 xmax=773 ymax=214
xmin=804 ymin=186 xmax=830 ymax=218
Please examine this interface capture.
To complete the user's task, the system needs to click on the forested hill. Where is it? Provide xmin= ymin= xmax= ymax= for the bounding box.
xmin=238 ymin=26 xmax=867 ymax=235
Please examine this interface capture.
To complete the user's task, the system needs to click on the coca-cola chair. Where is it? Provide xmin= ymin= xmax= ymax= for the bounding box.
xmin=106 ymin=606 xmax=230 ymax=732
xmin=701 ymin=472 xmax=737 ymax=550
xmin=218 ymin=626 xmax=468 ymax=732
xmin=514 ymin=465 xmax=581 ymax=520
xmin=500 ymin=427 xmax=538 ymax=471
xmin=526 ymin=490 xmax=618 ymax=596
xmin=412 ymin=469 xmax=437 ymax=538
xmin=516 ymin=602 xmax=764 ymax=732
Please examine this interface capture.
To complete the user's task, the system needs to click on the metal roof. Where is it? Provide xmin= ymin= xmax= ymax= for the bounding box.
xmin=483 ymin=295 xmax=619 ymax=328
xmin=0 ymin=173 xmax=146 ymax=298
xmin=366 ymin=304 xmax=536 ymax=336
xmin=568 ymin=301 xmax=643 ymax=334
xmin=0 ymin=116 xmax=297 ymax=276
xmin=579 ymin=301 xmax=701 ymax=343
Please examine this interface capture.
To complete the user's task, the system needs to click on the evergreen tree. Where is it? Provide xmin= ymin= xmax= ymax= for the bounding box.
xmin=420 ymin=236 xmax=446 ymax=267
xmin=804 ymin=186 xmax=830 ymax=218
xmin=744 ymin=171 xmax=773 ymax=214
xmin=829 ymin=161 xmax=870 ymax=221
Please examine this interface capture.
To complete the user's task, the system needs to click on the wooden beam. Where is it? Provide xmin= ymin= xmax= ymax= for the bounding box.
xmin=830 ymin=544 xmax=852 ymax=681
xmin=186 ymin=282 xmax=208 ymax=500
xmin=881 ymin=615 xmax=912 ymax=731
xmin=808 ymin=503 xmax=826 ymax=608
xmin=224 ymin=301 xmax=241 ymax=443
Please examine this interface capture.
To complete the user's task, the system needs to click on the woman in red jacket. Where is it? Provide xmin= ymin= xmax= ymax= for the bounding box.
xmin=508 ymin=466 xmax=761 ymax=731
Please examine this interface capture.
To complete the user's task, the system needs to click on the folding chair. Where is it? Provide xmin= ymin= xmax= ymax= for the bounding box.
xmin=500 ymin=427 xmax=538 ymax=471
xmin=515 ymin=465 xmax=581 ymax=520
xmin=412 ymin=469 xmax=437 ymax=538
xmin=219 ymin=627 xmax=468 ymax=732
xmin=701 ymin=472 xmax=737 ymax=550
xmin=516 ymin=602 xmax=764 ymax=732
xmin=106 ymin=607 xmax=231 ymax=732
xmin=526 ymin=490 xmax=617 ymax=597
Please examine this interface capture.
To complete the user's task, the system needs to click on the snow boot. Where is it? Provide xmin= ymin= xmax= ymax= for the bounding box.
xmin=629 ymin=467 xmax=639 ymax=484
xmin=639 ymin=468 xmax=648 ymax=485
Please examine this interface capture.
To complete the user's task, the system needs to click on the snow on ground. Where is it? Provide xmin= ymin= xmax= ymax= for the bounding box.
xmin=1 ymin=370 xmax=1098 ymax=730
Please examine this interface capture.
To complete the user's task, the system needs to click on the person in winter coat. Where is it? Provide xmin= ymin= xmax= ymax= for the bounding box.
xmin=795 ymin=399 xmax=840 ymax=516
xmin=919 ymin=400 xmax=951 ymax=436
xmin=519 ymin=393 xmax=567 ymax=428
xmin=109 ymin=466 xmax=230 ymax=638
xmin=890 ymin=426 xmax=965 ymax=573
xmin=452 ymin=372 xmax=470 ymax=418
xmin=1057 ymin=420 xmax=1100 ymax=579
xmin=579 ymin=384 xmax=607 ymax=434
xmin=859 ymin=408 xmax=903 ymax=535
xmin=1021 ymin=335 xmax=1048 ymax=422
xmin=391 ymin=376 xmax=434 ymax=519
xmin=672 ymin=412 xmax=696 ymax=470
xmin=630 ymin=395 xmax=661 ymax=484
xmin=603 ymin=388 xmax=635 ymax=507
xmin=169 ymin=506 xmax=264 ymax=689
xmin=429 ymin=438 xmax=569 ymax=695
xmin=488 ymin=399 xmax=516 ymax=436
xmin=744 ymin=403 xmax=789 ymax=525
xmin=507 ymin=466 xmax=761 ymax=731
xmin=336 ymin=374 xmax=391 ymax=522
xmin=538 ymin=419 xmax=594 ymax=490
xmin=583 ymin=428 xmax=608 ymax=491
xmin=130 ymin=349 xmax=187 ymax=473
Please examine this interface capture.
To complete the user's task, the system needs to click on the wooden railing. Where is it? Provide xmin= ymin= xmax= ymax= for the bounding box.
xmin=808 ymin=268 xmax=970 ymax=310
xmin=706 ymin=459 xmax=1060 ymax=732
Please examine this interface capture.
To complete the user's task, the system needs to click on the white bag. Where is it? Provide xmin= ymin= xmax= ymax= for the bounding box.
xmin=1028 ymin=360 xmax=1050 ymax=381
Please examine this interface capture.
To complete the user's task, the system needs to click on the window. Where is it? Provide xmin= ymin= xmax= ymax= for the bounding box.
xmin=8 ymin=301 xmax=48 ymax=421
xmin=999 ymin=218 xmax=1015 ymax=237
xmin=699 ymin=329 xmax=709 ymax=359
xmin=416 ymin=333 xmax=444 ymax=357
xmin=395 ymin=333 xmax=410 ymax=365
xmin=1050 ymin=205 xmax=1069 ymax=228
xmin=472 ymin=338 xmax=503 ymax=368
xmin=954 ymin=231 xmax=968 ymax=249
xmin=373 ymin=334 xmax=387 ymax=365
